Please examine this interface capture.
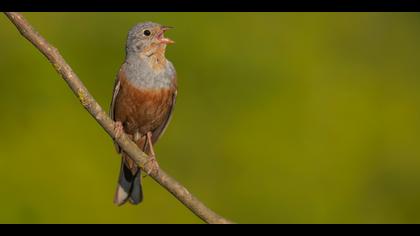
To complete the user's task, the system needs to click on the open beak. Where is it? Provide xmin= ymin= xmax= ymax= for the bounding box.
xmin=158 ymin=26 xmax=175 ymax=45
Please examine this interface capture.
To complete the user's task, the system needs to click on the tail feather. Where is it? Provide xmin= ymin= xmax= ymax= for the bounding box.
xmin=114 ymin=158 xmax=143 ymax=206
xmin=129 ymin=170 xmax=143 ymax=204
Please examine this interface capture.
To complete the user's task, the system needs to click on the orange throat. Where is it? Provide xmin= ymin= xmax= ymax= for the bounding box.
xmin=142 ymin=43 xmax=167 ymax=71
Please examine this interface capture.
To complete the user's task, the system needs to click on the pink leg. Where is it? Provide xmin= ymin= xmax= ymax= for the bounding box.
xmin=144 ymin=131 xmax=159 ymax=175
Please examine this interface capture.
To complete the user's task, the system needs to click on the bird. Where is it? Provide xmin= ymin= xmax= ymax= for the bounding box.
xmin=109 ymin=22 xmax=177 ymax=206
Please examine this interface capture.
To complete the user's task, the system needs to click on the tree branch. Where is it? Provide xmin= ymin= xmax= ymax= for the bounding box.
xmin=4 ymin=12 xmax=233 ymax=224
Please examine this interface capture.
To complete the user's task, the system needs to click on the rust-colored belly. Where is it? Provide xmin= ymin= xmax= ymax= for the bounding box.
xmin=114 ymin=77 xmax=174 ymax=136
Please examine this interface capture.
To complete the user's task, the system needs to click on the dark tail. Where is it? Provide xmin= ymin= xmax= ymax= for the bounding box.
xmin=114 ymin=159 xmax=143 ymax=206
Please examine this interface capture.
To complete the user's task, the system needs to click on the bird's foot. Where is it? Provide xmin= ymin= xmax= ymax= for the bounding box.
xmin=144 ymin=155 xmax=160 ymax=175
xmin=114 ymin=121 xmax=124 ymax=139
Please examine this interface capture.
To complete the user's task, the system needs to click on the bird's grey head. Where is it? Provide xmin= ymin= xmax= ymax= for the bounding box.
xmin=126 ymin=22 xmax=174 ymax=57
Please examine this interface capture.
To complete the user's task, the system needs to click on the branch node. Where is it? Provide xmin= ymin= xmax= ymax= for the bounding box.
xmin=77 ymin=88 xmax=89 ymax=107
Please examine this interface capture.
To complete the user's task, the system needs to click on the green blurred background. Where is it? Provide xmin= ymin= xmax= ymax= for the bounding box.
xmin=1 ymin=12 xmax=420 ymax=223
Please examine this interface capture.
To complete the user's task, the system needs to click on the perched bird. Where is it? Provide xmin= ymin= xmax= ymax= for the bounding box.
xmin=109 ymin=22 xmax=177 ymax=206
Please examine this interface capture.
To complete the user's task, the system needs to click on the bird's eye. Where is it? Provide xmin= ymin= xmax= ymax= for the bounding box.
xmin=143 ymin=30 xmax=151 ymax=36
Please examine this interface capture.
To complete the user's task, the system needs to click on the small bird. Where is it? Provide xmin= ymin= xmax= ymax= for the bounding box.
xmin=109 ymin=22 xmax=177 ymax=206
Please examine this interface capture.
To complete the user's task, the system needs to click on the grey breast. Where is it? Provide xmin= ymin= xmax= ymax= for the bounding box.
xmin=125 ymin=56 xmax=176 ymax=89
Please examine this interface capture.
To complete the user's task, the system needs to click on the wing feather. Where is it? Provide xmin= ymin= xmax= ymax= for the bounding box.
xmin=152 ymin=89 xmax=177 ymax=144
xmin=110 ymin=66 xmax=125 ymax=153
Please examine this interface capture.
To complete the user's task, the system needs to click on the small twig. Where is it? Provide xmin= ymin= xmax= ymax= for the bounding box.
xmin=4 ymin=12 xmax=233 ymax=224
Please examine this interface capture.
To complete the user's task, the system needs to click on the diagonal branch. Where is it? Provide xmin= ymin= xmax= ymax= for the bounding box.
xmin=4 ymin=12 xmax=233 ymax=224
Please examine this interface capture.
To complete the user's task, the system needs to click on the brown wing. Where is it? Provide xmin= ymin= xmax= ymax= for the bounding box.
xmin=110 ymin=65 xmax=125 ymax=121
xmin=151 ymin=88 xmax=177 ymax=144
xmin=110 ymin=65 xmax=125 ymax=153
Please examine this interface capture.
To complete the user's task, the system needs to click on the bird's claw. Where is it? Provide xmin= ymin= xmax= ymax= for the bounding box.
xmin=144 ymin=155 xmax=160 ymax=175
xmin=114 ymin=121 xmax=124 ymax=139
